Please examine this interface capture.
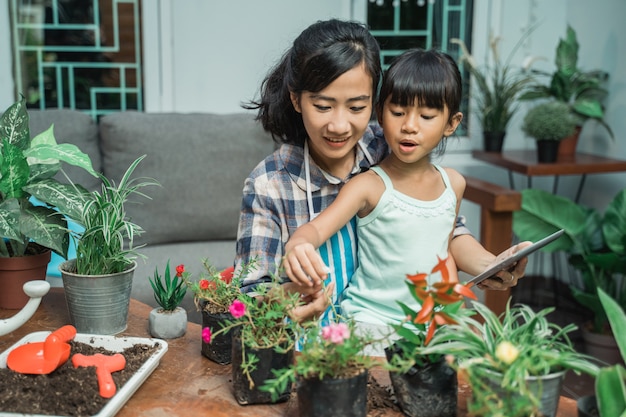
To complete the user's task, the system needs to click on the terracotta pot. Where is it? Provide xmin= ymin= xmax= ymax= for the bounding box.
xmin=0 ymin=248 xmax=51 ymax=309
xmin=483 ymin=131 xmax=506 ymax=152
xmin=201 ymin=306 xmax=233 ymax=364
xmin=231 ymin=327 xmax=294 ymax=405
xmin=297 ymin=370 xmax=368 ymax=417
xmin=558 ymin=126 xmax=582 ymax=160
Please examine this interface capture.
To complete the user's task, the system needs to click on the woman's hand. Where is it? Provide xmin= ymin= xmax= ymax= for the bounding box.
xmin=477 ymin=241 xmax=532 ymax=291
xmin=284 ymin=281 xmax=335 ymax=322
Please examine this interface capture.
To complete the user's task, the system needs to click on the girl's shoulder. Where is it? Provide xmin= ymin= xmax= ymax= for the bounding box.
xmin=441 ymin=166 xmax=466 ymax=194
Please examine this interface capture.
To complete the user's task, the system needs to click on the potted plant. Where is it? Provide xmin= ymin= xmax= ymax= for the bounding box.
xmin=384 ymin=256 xmax=478 ymax=417
xmin=520 ymin=25 xmax=613 ymax=156
xmin=261 ymin=316 xmax=378 ymax=417
xmin=203 ymin=277 xmax=302 ymax=405
xmin=0 ymin=96 xmax=97 ymax=309
xmin=452 ymin=33 xmax=533 ymax=152
xmin=421 ymin=299 xmax=599 ymax=417
xmin=147 ymin=261 xmax=188 ymax=339
xmin=521 ymin=100 xmax=577 ymax=163
xmin=183 ymin=260 xmax=245 ymax=364
xmin=57 ymin=155 xmax=158 ymax=334
xmin=512 ymin=188 xmax=626 ymax=363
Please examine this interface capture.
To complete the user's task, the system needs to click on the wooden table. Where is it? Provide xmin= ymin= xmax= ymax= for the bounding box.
xmin=472 ymin=150 xmax=626 ymax=202
xmin=0 ymin=289 xmax=579 ymax=416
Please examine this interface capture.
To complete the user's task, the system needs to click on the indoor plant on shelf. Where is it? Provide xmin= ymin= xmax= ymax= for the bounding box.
xmin=0 ymin=96 xmax=97 ymax=309
xmin=261 ymin=315 xmax=378 ymax=417
xmin=384 ymin=255 xmax=477 ymax=417
xmin=513 ymin=187 xmax=626 ymax=364
xmin=57 ymin=155 xmax=158 ymax=334
xmin=520 ymin=25 xmax=613 ymax=156
xmin=184 ymin=260 xmax=243 ymax=364
xmin=147 ymin=261 xmax=188 ymax=339
xmin=521 ymin=100 xmax=576 ymax=163
xmin=203 ymin=276 xmax=302 ymax=405
xmin=420 ymin=299 xmax=599 ymax=417
xmin=452 ymin=32 xmax=533 ymax=152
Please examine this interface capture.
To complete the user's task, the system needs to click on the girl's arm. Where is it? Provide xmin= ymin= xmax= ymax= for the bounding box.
xmin=283 ymin=172 xmax=380 ymax=287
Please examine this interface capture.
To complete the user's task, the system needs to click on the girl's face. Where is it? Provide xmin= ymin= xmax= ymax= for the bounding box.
xmin=290 ymin=63 xmax=373 ymax=178
xmin=379 ymin=97 xmax=462 ymax=164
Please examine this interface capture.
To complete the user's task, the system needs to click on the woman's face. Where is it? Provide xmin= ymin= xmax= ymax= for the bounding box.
xmin=290 ymin=63 xmax=373 ymax=178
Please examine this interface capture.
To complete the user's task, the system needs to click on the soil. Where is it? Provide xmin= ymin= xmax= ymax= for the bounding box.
xmin=366 ymin=374 xmax=402 ymax=416
xmin=0 ymin=340 xmax=160 ymax=416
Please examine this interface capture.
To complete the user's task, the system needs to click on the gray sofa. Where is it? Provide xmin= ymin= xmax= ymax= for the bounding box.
xmin=29 ymin=109 xmax=275 ymax=323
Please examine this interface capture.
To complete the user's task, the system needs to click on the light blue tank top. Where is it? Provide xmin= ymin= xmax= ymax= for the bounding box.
xmin=340 ymin=165 xmax=457 ymax=326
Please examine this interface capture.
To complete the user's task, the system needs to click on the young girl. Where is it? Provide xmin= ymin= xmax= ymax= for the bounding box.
xmin=236 ymin=19 xmax=529 ymax=321
xmin=283 ymin=48 xmax=465 ymax=342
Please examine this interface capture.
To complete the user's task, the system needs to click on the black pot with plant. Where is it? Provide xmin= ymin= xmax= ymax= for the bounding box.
xmin=521 ymin=101 xmax=577 ymax=163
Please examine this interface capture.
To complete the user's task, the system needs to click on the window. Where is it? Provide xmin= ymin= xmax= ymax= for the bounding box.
xmin=9 ymin=0 xmax=143 ymax=119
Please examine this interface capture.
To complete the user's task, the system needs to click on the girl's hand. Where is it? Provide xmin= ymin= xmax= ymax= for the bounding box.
xmin=282 ymin=242 xmax=330 ymax=287
xmin=477 ymin=241 xmax=532 ymax=290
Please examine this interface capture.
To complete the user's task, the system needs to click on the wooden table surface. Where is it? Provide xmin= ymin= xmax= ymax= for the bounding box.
xmin=0 ymin=288 xmax=579 ymax=416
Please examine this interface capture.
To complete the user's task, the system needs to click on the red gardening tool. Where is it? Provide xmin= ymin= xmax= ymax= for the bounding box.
xmin=72 ymin=353 xmax=127 ymax=398
xmin=7 ymin=325 xmax=77 ymax=374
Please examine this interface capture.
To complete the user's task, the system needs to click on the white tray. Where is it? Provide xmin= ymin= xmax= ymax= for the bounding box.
xmin=0 ymin=332 xmax=168 ymax=417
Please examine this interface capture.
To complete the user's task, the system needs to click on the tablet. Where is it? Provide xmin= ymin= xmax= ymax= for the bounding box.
xmin=466 ymin=229 xmax=565 ymax=285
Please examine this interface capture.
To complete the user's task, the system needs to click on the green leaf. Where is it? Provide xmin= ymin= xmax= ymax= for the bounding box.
xmin=603 ymin=189 xmax=626 ymax=255
xmin=0 ymin=139 xmax=30 ymax=199
xmin=20 ymin=203 xmax=69 ymax=258
xmin=0 ymin=199 xmax=22 ymax=241
xmin=0 ymin=96 xmax=30 ymax=150
xmin=598 ymin=289 xmax=626 ymax=362
xmin=596 ymin=366 xmax=626 ymax=417
xmin=24 ymin=179 xmax=90 ymax=222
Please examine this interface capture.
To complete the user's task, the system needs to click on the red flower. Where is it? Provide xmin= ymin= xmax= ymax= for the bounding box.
xmin=199 ymin=279 xmax=210 ymax=290
xmin=175 ymin=264 xmax=185 ymax=277
xmin=220 ymin=266 xmax=235 ymax=284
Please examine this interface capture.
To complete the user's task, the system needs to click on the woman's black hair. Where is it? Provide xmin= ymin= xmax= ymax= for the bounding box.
xmin=243 ymin=19 xmax=381 ymax=145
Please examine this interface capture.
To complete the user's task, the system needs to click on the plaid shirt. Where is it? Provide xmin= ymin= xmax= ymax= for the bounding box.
xmin=236 ymin=123 xmax=470 ymax=293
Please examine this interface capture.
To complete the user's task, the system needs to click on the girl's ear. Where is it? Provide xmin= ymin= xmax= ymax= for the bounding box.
xmin=444 ymin=112 xmax=463 ymax=136
xmin=290 ymin=92 xmax=301 ymax=113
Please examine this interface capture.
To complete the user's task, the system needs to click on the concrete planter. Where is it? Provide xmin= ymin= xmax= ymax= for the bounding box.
xmin=149 ymin=306 xmax=188 ymax=339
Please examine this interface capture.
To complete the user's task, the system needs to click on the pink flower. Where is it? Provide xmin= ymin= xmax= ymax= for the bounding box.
xmin=321 ymin=322 xmax=350 ymax=344
xmin=202 ymin=327 xmax=211 ymax=344
xmin=229 ymin=299 xmax=246 ymax=318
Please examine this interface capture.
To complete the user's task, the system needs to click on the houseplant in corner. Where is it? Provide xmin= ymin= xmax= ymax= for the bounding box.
xmin=452 ymin=32 xmax=533 ymax=152
xmin=148 ymin=261 xmax=188 ymax=339
xmin=421 ymin=299 xmax=599 ymax=417
xmin=0 ymin=96 xmax=97 ymax=309
xmin=58 ymin=155 xmax=158 ymax=334
xmin=184 ymin=259 xmax=244 ymax=364
xmin=520 ymin=25 xmax=613 ymax=156
xmin=204 ymin=277 xmax=302 ymax=405
xmin=384 ymin=256 xmax=477 ymax=417
xmin=521 ymin=100 xmax=576 ymax=163
xmin=513 ymin=187 xmax=626 ymax=364
xmin=261 ymin=314 xmax=378 ymax=417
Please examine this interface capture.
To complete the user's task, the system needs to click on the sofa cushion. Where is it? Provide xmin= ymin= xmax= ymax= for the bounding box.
xmin=28 ymin=109 xmax=102 ymax=191
xmin=99 ymin=112 xmax=275 ymax=246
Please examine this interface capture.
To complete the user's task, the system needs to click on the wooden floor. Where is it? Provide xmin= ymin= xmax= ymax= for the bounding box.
xmin=510 ymin=275 xmax=596 ymax=401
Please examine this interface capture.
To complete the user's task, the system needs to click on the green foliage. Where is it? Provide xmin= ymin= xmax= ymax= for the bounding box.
xmin=149 ymin=261 xmax=188 ymax=311
xmin=67 ymin=155 xmax=159 ymax=275
xmin=184 ymin=259 xmax=249 ymax=313
xmin=260 ymin=317 xmax=377 ymax=402
xmin=0 ymin=96 xmax=97 ymax=257
xmin=420 ymin=300 xmax=599 ymax=417
xmin=521 ymin=100 xmax=576 ymax=141
xmin=513 ymin=188 xmax=626 ymax=332
xmin=520 ymin=25 xmax=613 ymax=139
xmin=596 ymin=289 xmax=626 ymax=417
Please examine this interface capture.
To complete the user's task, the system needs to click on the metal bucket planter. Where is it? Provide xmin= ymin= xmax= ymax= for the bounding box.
xmin=297 ymin=370 xmax=368 ymax=417
xmin=59 ymin=259 xmax=136 ymax=335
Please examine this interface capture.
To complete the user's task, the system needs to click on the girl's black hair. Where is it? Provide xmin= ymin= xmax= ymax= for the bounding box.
xmin=376 ymin=48 xmax=462 ymax=120
xmin=243 ymin=19 xmax=381 ymax=145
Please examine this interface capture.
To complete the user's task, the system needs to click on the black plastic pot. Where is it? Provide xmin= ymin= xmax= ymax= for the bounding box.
xmin=201 ymin=307 xmax=233 ymax=365
xmin=483 ymin=131 xmax=506 ymax=152
xmin=231 ymin=327 xmax=294 ymax=405
xmin=385 ymin=347 xmax=457 ymax=417
xmin=577 ymin=395 xmax=599 ymax=417
xmin=536 ymin=140 xmax=560 ymax=163
xmin=297 ymin=370 xmax=368 ymax=417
